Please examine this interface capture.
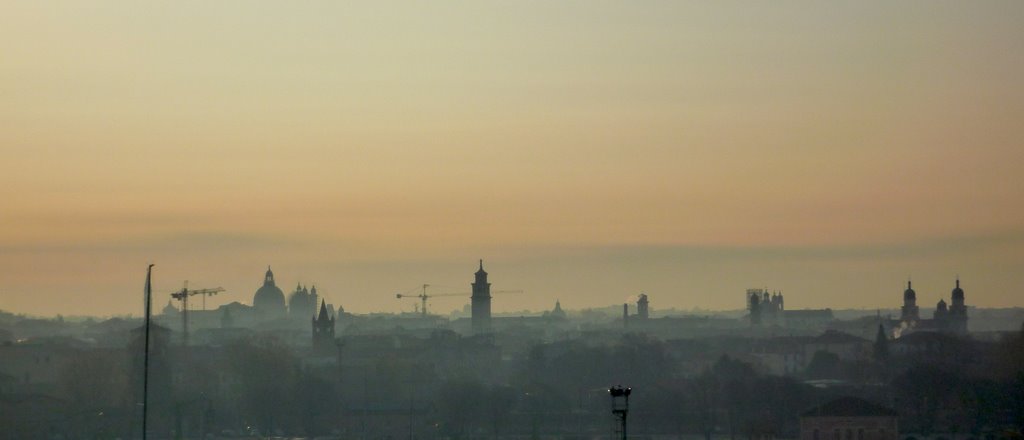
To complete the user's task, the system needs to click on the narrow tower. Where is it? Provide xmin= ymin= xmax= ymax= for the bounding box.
xmin=636 ymin=294 xmax=649 ymax=320
xmin=471 ymin=259 xmax=492 ymax=333
xmin=900 ymin=280 xmax=919 ymax=323
xmin=749 ymin=292 xmax=762 ymax=326
xmin=949 ymin=277 xmax=968 ymax=334
xmin=312 ymin=299 xmax=335 ymax=355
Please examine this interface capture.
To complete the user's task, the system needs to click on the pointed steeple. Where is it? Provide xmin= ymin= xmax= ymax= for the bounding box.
xmin=317 ymin=299 xmax=330 ymax=321
xmin=312 ymin=298 xmax=336 ymax=354
xmin=476 ymin=259 xmax=486 ymax=275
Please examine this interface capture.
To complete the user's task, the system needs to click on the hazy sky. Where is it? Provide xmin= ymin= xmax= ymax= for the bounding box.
xmin=2 ymin=2 xmax=1023 ymax=317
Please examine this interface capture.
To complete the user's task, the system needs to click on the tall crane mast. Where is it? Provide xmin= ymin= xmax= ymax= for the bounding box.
xmin=395 ymin=284 xmax=523 ymax=316
xmin=169 ymin=281 xmax=226 ymax=347
xmin=396 ymin=284 xmax=465 ymax=317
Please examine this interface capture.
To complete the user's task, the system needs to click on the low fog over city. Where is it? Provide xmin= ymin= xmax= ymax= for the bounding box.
xmin=2 ymin=262 xmax=1023 ymax=438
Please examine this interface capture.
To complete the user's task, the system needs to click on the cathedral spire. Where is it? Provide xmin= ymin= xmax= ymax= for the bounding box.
xmin=317 ymin=299 xmax=330 ymax=321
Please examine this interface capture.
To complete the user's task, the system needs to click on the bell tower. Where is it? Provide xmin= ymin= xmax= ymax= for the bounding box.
xmin=901 ymin=280 xmax=919 ymax=323
xmin=312 ymin=299 xmax=335 ymax=355
xmin=471 ymin=259 xmax=491 ymax=333
xmin=948 ymin=277 xmax=968 ymax=334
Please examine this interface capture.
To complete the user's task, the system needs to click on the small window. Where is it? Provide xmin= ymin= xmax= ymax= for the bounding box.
xmin=858 ymin=429 xmax=864 ymax=440
xmin=814 ymin=429 xmax=820 ymax=440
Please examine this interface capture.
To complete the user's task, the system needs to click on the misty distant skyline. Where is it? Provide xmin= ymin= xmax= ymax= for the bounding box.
xmin=2 ymin=2 xmax=1023 ymax=316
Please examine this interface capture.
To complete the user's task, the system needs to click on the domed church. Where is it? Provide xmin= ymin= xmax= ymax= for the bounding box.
xmin=288 ymin=283 xmax=319 ymax=322
xmin=896 ymin=278 xmax=968 ymax=336
xmin=253 ymin=266 xmax=287 ymax=321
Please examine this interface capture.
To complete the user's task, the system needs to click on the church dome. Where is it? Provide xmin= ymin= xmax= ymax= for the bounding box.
xmin=288 ymin=283 xmax=315 ymax=319
xmin=253 ymin=267 xmax=286 ymax=316
xmin=161 ymin=300 xmax=178 ymax=316
xmin=903 ymin=281 xmax=916 ymax=301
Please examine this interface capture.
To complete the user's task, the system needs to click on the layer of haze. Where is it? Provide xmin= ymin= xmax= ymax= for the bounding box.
xmin=2 ymin=2 xmax=1023 ymax=317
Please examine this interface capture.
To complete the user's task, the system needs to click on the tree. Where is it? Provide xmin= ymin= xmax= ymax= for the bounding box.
xmin=690 ymin=373 xmax=720 ymax=440
xmin=805 ymin=351 xmax=840 ymax=380
xmin=225 ymin=335 xmax=300 ymax=433
xmin=873 ymin=324 xmax=889 ymax=362
xmin=709 ymin=355 xmax=757 ymax=440
xmin=485 ymin=385 xmax=518 ymax=438
xmin=893 ymin=364 xmax=962 ymax=435
xmin=434 ymin=379 xmax=486 ymax=439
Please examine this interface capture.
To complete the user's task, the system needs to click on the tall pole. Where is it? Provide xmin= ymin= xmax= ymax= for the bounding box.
xmin=609 ymin=386 xmax=630 ymax=440
xmin=143 ymin=264 xmax=154 ymax=440
xmin=421 ymin=284 xmax=429 ymax=317
xmin=181 ymin=287 xmax=189 ymax=347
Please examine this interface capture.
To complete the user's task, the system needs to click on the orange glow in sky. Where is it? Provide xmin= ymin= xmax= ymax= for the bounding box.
xmin=2 ymin=2 xmax=1023 ymax=316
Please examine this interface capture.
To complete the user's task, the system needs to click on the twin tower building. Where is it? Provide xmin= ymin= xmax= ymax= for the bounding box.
xmin=899 ymin=278 xmax=968 ymax=335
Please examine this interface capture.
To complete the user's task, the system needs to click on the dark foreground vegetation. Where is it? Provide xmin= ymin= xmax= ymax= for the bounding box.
xmin=2 ymin=323 xmax=1023 ymax=439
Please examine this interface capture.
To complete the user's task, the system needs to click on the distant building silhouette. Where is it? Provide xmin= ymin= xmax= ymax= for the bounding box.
xmin=287 ymin=283 xmax=318 ymax=323
xmin=253 ymin=266 xmax=286 ymax=321
xmin=312 ymin=299 xmax=335 ymax=355
xmin=948 ymin=278 xmax=968 ymax=334
xmin=748 ymin=288 xmax=785 ymax=326
xmin=766 ymin=291 xmax=784 ymax=324
xmin=636 ymin=294 xmax=649 ymax=319
xmin=900 ymin=281 xmax=919 ymax=323
xmin=549 ymin=300 xmax=567 ymax=320
xmin=896 ymin=278 xmax=968 ymax=336
xmin=471 ymin=260 xmax=491 ymax=333
xmin=160 ymin=300 xmax=177 ymax=317
xmin=749 ymin=290 xmax=762 ymax=326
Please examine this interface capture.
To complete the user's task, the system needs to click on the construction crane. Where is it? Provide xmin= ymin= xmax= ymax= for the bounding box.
xmin=395 ymin=284 xmax=523 ymax=317
xmin=396 ymin=284 xmax=465 ymax=317
xmin=169 ymin=281 xmax=226 ymax=347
